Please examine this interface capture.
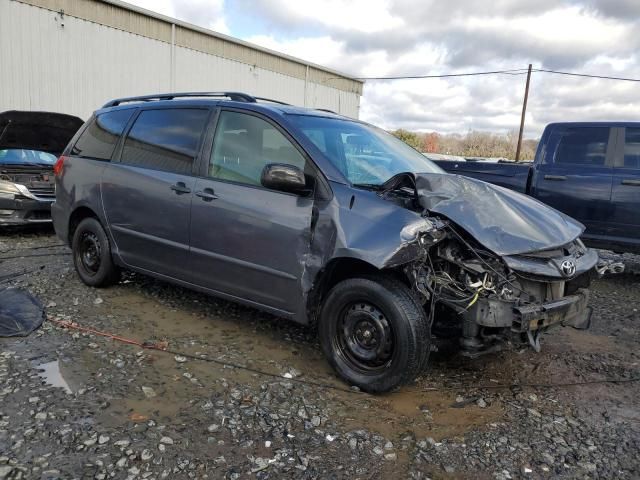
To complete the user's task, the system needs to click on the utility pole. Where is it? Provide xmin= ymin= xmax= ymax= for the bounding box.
xmin=515 ymin=64 xmax=532 ymax=162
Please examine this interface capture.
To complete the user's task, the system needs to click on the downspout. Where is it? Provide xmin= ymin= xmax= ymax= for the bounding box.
xmin=304 ymin=65 xmax=309 ymax=107
xmin=170 ymin=23 xmax=176 ymax=91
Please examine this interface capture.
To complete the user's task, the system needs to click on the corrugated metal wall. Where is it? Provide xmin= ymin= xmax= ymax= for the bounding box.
xmin=0 ymin=0 xmax=361 ymax=121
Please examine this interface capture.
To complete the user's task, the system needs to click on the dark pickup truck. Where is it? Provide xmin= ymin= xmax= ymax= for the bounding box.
xmin=433 ymin=122 xmax=640 ymax=254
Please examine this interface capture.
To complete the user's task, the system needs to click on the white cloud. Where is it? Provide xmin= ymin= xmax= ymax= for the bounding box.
xmin=125 ymin=0 xmax=640 ymax=138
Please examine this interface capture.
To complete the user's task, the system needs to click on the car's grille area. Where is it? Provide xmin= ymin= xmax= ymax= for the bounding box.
xmin=0 ymin=168 xmax=56 ymax=200
xmin=26 ymin=185 xmax=55 ymax=199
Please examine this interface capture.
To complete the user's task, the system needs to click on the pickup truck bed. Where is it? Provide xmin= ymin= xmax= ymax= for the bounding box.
xmin=432 ymin=160 xmax=532 ymax=193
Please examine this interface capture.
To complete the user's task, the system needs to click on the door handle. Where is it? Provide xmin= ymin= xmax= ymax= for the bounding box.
xmin=170 ymin=182 xmax=191 ymax=195
xmin=544 ymin=175 xmax=567 ymax=181
xmin=621 ymin=179 xmax=640 ymax=186
xmin=195 ymin=188 xmax=218 ymax=201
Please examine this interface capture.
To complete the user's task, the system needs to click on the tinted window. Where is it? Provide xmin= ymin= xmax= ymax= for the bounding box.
xmin=72 ymin=109 xmax=133 ymax=160
xmin=209 ymin=111 xmax=306 ymax=186
xmin=556 ymin=127 xmax=609 ymax=166
xmin=623 ymin=128 xmax=640 ymax=169
xmin=122 ymin=109 xmax=209 ymax=174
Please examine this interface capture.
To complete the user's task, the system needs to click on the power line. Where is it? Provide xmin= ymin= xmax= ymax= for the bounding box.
xmin=351 ymin=68 xmax=531 ymax=81
xmin=348 ymin=67 xmax=640 ymax=82
xmin=534 ymin=68 xmax=640 ymax=82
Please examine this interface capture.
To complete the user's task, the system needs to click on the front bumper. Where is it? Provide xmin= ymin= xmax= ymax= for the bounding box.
xmin=513 ymin=289 xmax=591 ymax=331
xmin=463 ymin=288 xmax=592 ymax=333
xmin=0 ymin=197 xmax=53 ymax=225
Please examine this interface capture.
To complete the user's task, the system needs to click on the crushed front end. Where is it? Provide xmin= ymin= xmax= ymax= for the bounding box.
xmin=406 ymin=220 xmax=597 ymax=355
xmin=376 ymin=172 xmax=599 ymax=355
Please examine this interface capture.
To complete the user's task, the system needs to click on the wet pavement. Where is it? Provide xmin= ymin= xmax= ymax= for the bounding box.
xmin=0 ymin=226 xmax=639 ymax=479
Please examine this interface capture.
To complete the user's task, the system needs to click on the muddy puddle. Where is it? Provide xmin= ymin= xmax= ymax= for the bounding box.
xmin=61 ymin=287 xmax=507 ymax=443
xmin=35 ymin=360 xmax=73 ymax=394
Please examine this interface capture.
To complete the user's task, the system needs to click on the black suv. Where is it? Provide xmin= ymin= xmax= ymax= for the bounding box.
xmin=52 ymin=92 xmax=597 ymax=392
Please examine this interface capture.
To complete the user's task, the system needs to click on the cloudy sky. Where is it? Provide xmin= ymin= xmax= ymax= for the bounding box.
xmin=127 ymin=0 xmax=639 ymax=138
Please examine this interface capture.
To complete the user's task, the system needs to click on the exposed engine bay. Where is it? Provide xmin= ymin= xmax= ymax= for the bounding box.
xmin=378 ymin=172 xmax=597 ymax=355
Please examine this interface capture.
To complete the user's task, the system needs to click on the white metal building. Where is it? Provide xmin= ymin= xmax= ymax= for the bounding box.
xmin=0 ymin=0 xmax=363 ymax=121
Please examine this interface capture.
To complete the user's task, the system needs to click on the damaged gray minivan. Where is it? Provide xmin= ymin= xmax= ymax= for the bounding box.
xmin=52 ymin=92 xmax=598 ymax=392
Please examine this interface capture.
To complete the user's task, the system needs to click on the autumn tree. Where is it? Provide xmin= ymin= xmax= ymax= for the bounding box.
xmin=390 ymin=129 xmax=422 ymax=150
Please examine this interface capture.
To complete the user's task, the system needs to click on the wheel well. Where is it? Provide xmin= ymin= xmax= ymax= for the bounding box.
xmin=306 ymin=257 xmax=409 ymax=324
xmin=68 ymin=207 xmax=99 ymax=245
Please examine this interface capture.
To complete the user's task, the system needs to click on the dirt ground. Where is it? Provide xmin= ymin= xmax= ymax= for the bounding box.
xmin=0 ymin=226 xmax=638 ymax=479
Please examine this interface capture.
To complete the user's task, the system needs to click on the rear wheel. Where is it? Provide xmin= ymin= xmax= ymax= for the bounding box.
xmin=318 ymin=275 xmax=430 ymax=393
xmin=72 ymin=217 xmax=119 ymax=287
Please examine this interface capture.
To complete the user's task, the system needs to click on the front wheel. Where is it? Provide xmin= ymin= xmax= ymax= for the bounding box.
xmin=318 ymin=275 xmax=431 ymax=393
xmin=72 ymin=217 xmax=120 ymax=287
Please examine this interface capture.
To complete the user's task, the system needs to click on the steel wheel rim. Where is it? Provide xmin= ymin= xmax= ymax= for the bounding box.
xmin=78 ymin=232 xmax=101 ymax=275
xmin=334 ymin=302 xmax=395 ymax=375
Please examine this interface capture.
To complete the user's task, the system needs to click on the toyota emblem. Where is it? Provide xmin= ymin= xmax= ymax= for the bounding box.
xmin=560 ymin=260 xmax=576 ymax=277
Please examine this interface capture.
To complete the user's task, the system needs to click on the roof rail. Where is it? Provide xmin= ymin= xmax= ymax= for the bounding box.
xmin=253 ymin=96 xmax=290 ymax=106
xmin=316 ymin=108 xmax=338 ymax=115
xmin=103 ymin=91 xmax=257 ymax=108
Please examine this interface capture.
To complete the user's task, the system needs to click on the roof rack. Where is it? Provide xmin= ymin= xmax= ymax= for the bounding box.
xmin=315 ymin=108 xmax=338 ymax=115
xmin=103 ymin=92 xmax=291 ymax=108
xmin=254 ymin=96 xmax=290 ymax=106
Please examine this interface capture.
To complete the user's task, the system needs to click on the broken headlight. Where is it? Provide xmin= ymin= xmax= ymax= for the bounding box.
xmin=0 ymin=180 xmax=21 ymax=200
xmin=400 ymin=218 xmax=434 ymax=242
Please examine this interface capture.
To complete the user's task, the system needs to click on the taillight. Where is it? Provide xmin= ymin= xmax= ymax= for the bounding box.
xmin=53 ymin=156 xmax=66 ymax=177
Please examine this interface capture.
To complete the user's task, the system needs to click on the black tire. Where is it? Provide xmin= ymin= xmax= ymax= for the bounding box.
xmin=71 ymin=217 xmax=120 ymax=287
xmin=318 ymin=275 xmax=431 ymax=393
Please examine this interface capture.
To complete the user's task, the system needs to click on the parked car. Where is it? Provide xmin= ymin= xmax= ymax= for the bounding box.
xmin=432 ymin=122 xmax=640 ymax=254
xmin=52 ymin=93 xmax=598 ymax=392
xmin=0 ymin=111 xmax=83 ymax=225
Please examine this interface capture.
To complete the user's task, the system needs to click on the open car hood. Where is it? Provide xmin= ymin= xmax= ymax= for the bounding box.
xmin=0 ymin=111 xmax=84 ymax=156
xmin=411 ymin=173 xmax=584 ymax=256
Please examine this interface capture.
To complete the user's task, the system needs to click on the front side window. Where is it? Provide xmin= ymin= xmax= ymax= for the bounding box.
xmin=122 ymin=109 xmax=209 ymax=174
xmin=72 ymin=109 xmax=134 ymax=160
xmin=555 ymin=127 xmax=609 ymax=166
xmin=209 ymin=111 xmax=306 ymax=186
xmin=622 ymin=128 xmax=640 ymax=169
xmin=288 ymin=115 xmax=442 ymax=185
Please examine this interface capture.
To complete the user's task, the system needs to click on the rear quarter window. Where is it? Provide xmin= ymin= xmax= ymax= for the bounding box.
xmin=71 ymin=109 xmax=134 ymax=160
xmin=622 ymin=128 xmax=640 ymax=169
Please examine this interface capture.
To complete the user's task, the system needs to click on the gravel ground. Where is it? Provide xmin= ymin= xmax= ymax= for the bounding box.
xmin=0 ymin=226 xmax=638 ymax=479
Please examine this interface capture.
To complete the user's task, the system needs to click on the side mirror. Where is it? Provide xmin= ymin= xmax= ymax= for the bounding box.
xmin=261 ymin=163 xmax=308 ymax=195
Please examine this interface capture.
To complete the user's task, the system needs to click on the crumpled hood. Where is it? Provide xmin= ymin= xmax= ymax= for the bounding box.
xmin=0 ymin=111 xmax=84 ymax=155
xmin=412 ymin=173 xmax=584 ymax=256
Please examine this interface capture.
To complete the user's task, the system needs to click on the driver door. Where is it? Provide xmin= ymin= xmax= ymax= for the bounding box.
xmin=189 ymin=110 xmax=315 ymax=315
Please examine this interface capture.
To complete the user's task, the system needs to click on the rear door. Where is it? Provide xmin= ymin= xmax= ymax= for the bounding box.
xmin=101 ymin=107 xmax=211 ymax=279
xmin=610 ymin=126 xmax=640 ymax=247
xmin=532 ymin=126 xmax=614 ymax=236
xmin=188 ymin=109 xmax=315 ymax=315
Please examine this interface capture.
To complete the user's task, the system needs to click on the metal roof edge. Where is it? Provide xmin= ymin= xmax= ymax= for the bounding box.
xmin=98 ymin=0 xmax=364 ymax=85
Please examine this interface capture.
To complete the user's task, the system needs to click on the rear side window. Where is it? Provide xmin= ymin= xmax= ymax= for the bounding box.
xmin=555 ymin=127 xmax=609 ymax=166
xmin=622 ymin=128 xmax=640 ymax=169
xmin=121 ymin=109 xmax=209 ymax=174
xmin=71 ymin=109 xmax=133 ymax=160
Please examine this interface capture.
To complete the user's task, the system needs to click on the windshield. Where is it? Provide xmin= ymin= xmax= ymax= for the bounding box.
xmin=0 ymin=149 xmax=57 ymax=166
xmin=288 ymin=115 xmax=443 ymax=185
